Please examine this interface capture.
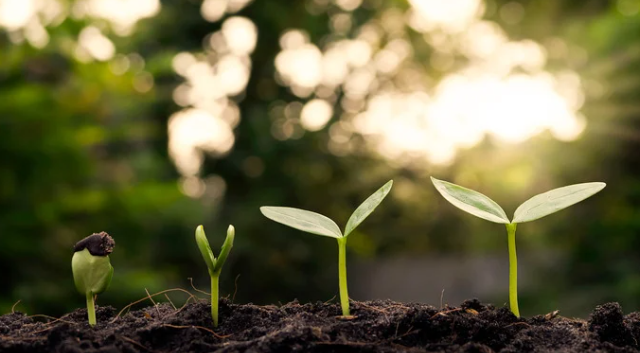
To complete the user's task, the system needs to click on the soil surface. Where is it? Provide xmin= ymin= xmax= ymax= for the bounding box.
xmin=2 ymin=298 xmax=640 ymax=352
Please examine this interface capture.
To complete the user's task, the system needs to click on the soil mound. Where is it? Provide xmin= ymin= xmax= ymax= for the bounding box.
xmin=2 ymin=299 xmax=639 ymax=352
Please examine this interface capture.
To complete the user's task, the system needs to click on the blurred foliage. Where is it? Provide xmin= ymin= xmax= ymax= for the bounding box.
xmin=1 ymin=0 xmax=640 ymax=318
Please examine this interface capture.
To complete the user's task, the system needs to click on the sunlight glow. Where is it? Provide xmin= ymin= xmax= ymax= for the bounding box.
xmin=201 ymin=0 xmax=253 ymax=22
xmin=201 ymin=0 xmax=227 ymax=22
xmin=169 ymin=16 xmax=257 ymax=180
xmin=353 ymin=73 xmax=584 ymax=164
xmin=24 ymin=20 xmax=49 ymax=48
xmin=272 ymin=0 xmax=588 ymax=166
xmin=77 ymin=26 xmax=115 ymax=61
xmin=78 ymin=0 xmax=160 ymax=35
xmin=276 ymin=34 xmax=380 ymax=97
xmin=301 ymin=99 xmax=334 ymax=131
xmin=168 ymin=109 xmax=235 ymax=176
xmin=222 ymin=16 xmax=258 ymax=56
xmin=276 ymin=42 xmax=323 ymax=93
xmin=0 ymin=0 xmax=34 ymax=30
xmin=217 ymin=55 xmax=251 ymax=95
xmin=409 ymin=0 xmax=483 ymax=33
xmin=0 ymin=0 xmax=159 ymax=51
xmin=0 ymin=0 xmax=65 ymax=47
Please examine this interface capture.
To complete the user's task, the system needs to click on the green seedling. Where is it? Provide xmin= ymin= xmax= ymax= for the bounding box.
xmin=195 ymin=224 xmax=235 ymax=327
xmin=260 ymin=180 xmax=393 ymax=316
xmin=431 ymin=177 xmax=605 ymax=317
xmin=72 ymin=232 xmax=115 ymax=326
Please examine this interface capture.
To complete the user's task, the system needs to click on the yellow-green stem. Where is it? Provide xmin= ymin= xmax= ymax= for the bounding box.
xmin=211 ymin=275 xmax=219 ymax=327
xmin=337 ymin=237 xmax=350 ymax=316
xmin=86 ymin=292 xmax=96 ymax=326
xmin=506 ymin=223 xmax=520 ymax=318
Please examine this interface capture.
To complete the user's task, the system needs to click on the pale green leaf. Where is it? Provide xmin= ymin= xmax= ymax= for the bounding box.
xmin=212 ymin=225 xmax=235 ymax=274
xmin=260 ymin=207 xmax=342 ymax=238
xmin=513 ymin=182 xmax=606 ymax=223
xmin=344 ymin=180 xmax=393 ymax=236
xmin=195 ymin=225 xmax=216 ymax=274
xmin=71 ymin=249 xmax=114 ymax=295
xmin=431 ymin=177 xmax=509 ymax=224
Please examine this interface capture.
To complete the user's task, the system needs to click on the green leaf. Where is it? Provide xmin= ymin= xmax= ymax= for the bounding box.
xmin=431 ymin=177 xmax=509 ymax=224
xmin=212 ymin=225 xmax=235 ymax=274
xmin=513 ymin=182 xmax=606 ymax=223
xmin=195 ymin=225 xmax=216 ymax=274
xmin=260 ymin=207 xmax=343 ymax=238
xmin=344 ymin=180 xmax=393 ymax=237
xmin=101 ymin=265 xmax=114 ymax=295
xmin=71 ymin=249 xmax=114 ymax=295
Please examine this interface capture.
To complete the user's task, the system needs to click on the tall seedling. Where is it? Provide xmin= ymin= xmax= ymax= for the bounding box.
xmin=431 ymin=177 xmax=605 ymax=317
xmin=261 ymin=180 xmax=393 ymax=316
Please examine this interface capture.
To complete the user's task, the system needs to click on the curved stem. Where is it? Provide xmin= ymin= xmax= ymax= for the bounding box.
xmin=211 ymin=275 xmax=220 ymax=327
xmin=506 ymin=223 xmax=520 ymax=317
xmin=337 ymin=237 xmax=350 ymax=316
xmin=86 ymin=292 xmax=96 ymax=326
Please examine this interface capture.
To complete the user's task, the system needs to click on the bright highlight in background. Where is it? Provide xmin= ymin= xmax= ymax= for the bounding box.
xmin=301 ymin=99 xmax=334 ymax=131
xmin=0 ymin=0 xmax=591 ymax=180
xmin=0 ymin=0 xmax=34 ymax=30
xmin=272 ymin=0 xmax=587 ymax=166
xmin=168 ymin=15 xmax=256 ymax=185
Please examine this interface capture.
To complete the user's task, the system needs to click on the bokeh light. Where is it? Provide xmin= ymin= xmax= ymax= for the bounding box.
xmin=74 ymin=0 xmax=160 ymax=35
xmin=168 ymin=14 xmax=257 ymax=194
xmin=301 ymin=99 xmax=334 ymax=131
xmin=77 ymin=26 xmax=115 ymax=62
xmin=271 ymin=0 xmax=586 ymax=166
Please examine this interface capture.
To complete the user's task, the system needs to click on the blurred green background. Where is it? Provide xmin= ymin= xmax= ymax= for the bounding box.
xmin=1 ymin=0 xmax=639 ymax=318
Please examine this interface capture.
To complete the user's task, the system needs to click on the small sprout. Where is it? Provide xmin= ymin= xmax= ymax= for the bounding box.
xmin=72 ymin=232 xmax=115 ymax=326
xmin=195 ymin=224 xmax=235 ymax=327
xmin=431 ymin=177 xmax=605 ymax=317
xmin=260 ymin=180 xmax=393 ymax=316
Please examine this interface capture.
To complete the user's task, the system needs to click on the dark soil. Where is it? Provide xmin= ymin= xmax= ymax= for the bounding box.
xmin=2 ymin=298 xmax=640 ymax=352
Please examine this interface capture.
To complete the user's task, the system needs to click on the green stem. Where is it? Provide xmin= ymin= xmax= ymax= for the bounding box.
xmin=506 ymin=223 xmax=520 ymax=318
xmin=86 ymin=292 xmax=96 ymax=326
xmin=211 ymin=274 xmax=219 ymax=327
xmin=337 ymin=237 xmax=350 ymax=316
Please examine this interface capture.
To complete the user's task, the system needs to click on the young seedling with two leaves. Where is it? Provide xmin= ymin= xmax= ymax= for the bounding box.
xmin=431 ymin=177 xmax=606 ymax=317
xmin=260 ymin=180 xmax=393 ymax=317
xmin=195 ymin=224 xmax=235 ymax=327
xmin=72 ymin=232 xmax=115 ymax=326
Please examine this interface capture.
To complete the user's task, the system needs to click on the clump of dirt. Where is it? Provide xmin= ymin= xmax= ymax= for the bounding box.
xmin=2 ymin=298 xmax=640 ymax=352
xmin=588 ymin=302 xmax=636 ymax=348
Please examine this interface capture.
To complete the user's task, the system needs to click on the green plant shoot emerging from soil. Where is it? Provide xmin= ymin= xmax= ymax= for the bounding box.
xmin=72 ymin=232 xmax=115 ymax=326
xmin=195 ymin=224 xmax=235 ymax=327
xmin=260 ymin=180 xmax=393 ymax=316
xmin=431 ymin=177 xmax=606 ymax=317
